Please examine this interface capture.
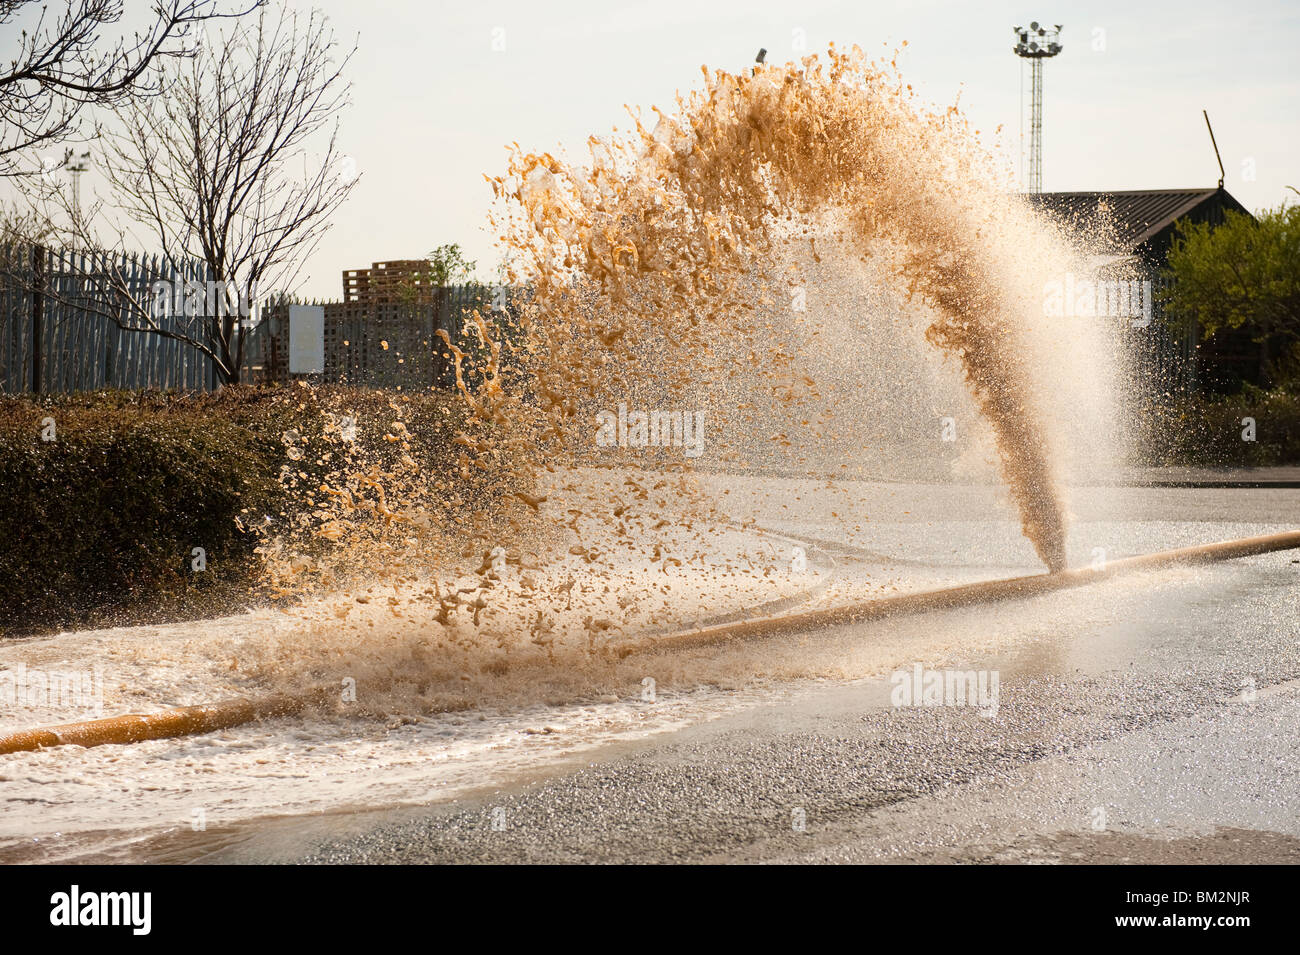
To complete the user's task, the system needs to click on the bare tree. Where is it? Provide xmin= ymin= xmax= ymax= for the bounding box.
xmin=0 ymin=197 xmax=55 ymax=244
xmin=0 ymin=0 xmax=260 ymax=178
xmin=24 ymin=4 xmax=357 ymax=384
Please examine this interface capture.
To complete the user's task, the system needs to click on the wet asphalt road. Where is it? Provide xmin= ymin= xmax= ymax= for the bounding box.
xmin=150 ymin=486 xmax=1300 ymax=865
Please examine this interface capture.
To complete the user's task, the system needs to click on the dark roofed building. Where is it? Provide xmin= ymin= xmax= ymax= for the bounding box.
xmin=1022 ymin=186 xmax=1263 ymax=394
xmin=1022 ymin=187 xmax=1251 ymax=271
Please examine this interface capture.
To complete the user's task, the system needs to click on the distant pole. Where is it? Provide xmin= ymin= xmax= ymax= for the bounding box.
xmin=1013 ymin=23 xmax=1063 ymax=194
xmin=1202 ymin=110 xmax=1225 ymax=189
xmin=66 ymin=150 xmax=91 ymax=244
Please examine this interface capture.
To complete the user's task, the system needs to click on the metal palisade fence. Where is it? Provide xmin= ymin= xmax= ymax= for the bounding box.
xmin=0 ymin=243 xmax=219 ymax=392
xmin=0 ymin=243 xmax=513 ymax=394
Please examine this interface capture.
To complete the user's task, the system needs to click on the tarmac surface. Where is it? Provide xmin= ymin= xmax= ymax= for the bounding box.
xmin=123 ymin=482 xmax=1300 ymax=865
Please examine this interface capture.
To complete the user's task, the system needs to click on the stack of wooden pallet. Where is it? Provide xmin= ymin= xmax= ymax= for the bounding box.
xmin=341 ymin=260 xmax=437 ymax=305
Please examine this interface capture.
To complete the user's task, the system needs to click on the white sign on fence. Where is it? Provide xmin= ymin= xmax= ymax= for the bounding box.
xmin=288 ymin=305 xmax=325 ymax=374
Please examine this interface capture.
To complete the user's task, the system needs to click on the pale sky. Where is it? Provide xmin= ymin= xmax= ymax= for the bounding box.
xmin=9 ymin=0 xmax=1300 ymax=299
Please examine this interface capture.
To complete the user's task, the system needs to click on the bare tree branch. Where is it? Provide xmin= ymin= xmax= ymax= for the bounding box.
xmin=15 ymin=3 xmax=356 ymax=385
xmin=0 ymin=0 xmax=262 ymax=177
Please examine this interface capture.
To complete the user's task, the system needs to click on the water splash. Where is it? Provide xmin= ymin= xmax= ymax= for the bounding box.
xmin=482 ymin=45 xmax=1076 ymax=570
xmin=234 ymin=45 xmax=1130 ymax=710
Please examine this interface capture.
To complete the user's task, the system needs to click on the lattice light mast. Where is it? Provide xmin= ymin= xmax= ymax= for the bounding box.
xmin=1013 ymin=22 xmax=1062 ymax=194
xmin=66 ymin=150 xmax=91 ymax=235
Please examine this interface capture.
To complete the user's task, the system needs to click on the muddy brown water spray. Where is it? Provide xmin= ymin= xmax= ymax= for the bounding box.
xmin=480 ymin=46 xmax=1071 ymax=571
xmin=210 ymin=46 xmax=1110 ymax=708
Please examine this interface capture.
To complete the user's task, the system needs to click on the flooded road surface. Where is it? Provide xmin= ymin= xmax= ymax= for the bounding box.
xmin=4 ymin=479 xmax=1290 ymax=864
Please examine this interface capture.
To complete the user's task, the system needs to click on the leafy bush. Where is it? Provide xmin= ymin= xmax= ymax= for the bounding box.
xmin=0 ymin=386 xmax=498 ymax=637
xmin=1162 ymin=205 xmax=1300 ymax=355
xmin=1132 ymin=387 xmax=1300 ymax=467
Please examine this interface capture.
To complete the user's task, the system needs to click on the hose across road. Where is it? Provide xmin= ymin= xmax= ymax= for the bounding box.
xmin=3 ymin=529 xmax=1298 ymax=756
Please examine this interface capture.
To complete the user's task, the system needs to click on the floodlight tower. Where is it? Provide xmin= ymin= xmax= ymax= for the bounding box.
xmin=66 ymin=150 xmax=91 ymax=233
xmin=1013 ymin=22 xmax=1062 ymax=194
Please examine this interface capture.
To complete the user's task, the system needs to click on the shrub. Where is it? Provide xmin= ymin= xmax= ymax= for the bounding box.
xmin=1132 ymin=387 xmax=1300 ymax=467
xmin=0 ymin=386 xmax=502 ymax=637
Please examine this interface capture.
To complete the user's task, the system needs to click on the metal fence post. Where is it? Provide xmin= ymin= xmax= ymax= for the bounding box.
xmin=30 ymin=244 xmax=45 ymax=394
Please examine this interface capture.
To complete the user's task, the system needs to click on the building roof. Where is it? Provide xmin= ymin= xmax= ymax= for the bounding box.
xmin=1019 ymin=188 xmax=1245 ymax=253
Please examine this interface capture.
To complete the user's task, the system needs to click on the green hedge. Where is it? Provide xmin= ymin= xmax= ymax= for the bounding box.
xmin=1133 ymin=388 xmax=1300 ymax=467
xmin=0 ymin=387 xmax=496 ymax=638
